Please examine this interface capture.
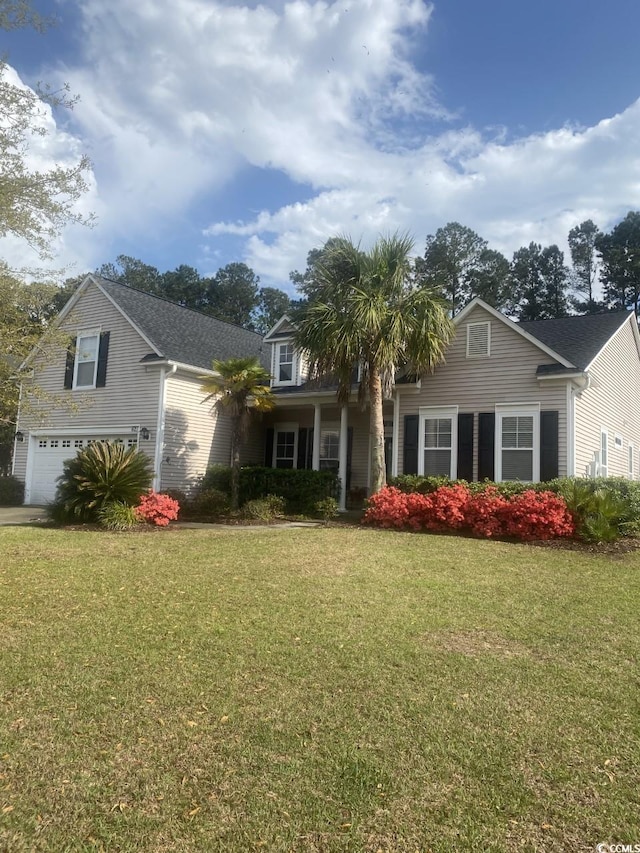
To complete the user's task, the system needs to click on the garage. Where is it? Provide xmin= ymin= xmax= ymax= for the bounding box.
xmin=27 ymin=433 xmax=139 ymax=505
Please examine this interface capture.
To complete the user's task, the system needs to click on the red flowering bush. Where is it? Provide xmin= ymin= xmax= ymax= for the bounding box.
xmin=465 ymin=487 xmax=509 ymax=538
xmin=498 ymin=489 xmax=574 ymax=540
xmin=363 ymin=483 xmax=574 ymax=542
xmin=136 ymin=490 xmax=180 ymax=527
xmin=362 ymin=486 xmax=410 ymax=528
xmin=405 ymin=492 xmax=433 ymax=529
xmin=424 ymin=484 xmax=470 ymax=531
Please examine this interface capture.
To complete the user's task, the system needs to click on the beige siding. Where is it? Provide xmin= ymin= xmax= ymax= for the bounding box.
xmin=161 ymin=371 xmax=233 ymax=493
xmin=397 ymin=305 xmax=569 ymax=479
xmin=15 ymin=281 xmax=162 ymax=484
xmin=575 ymin=318 xmax=640 ymax=478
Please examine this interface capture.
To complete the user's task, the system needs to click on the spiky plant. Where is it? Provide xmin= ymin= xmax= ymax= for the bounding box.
xmin=53 ymin=441 xmax=153 ymax=522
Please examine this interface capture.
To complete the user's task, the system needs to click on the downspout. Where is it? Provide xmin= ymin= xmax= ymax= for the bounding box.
xmin=154 ymin=363 xmax=177 ymax=491
xmin=569 ymin=372 xmax=591 ymax=477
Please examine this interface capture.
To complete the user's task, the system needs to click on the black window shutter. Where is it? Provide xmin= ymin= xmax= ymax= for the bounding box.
xmin=264 ymin=427 xmax=274 ymax=467
xmin=540 ymin=410 xmax=559 ymax=481
xmin=403 ymin=414 xmax=419 ymax=475
xmin=297 ymin=428 xmax=308 ymax=470
xmin=96 ymin=332 xmax=110 ymax=388
xmin=478 ymin=413 xmax=495 ymax=481
xmin=457 ymin=413 xmax=474 ymax=481
xmin=306 ymin=428 xmax=314 ymax=469
xmin=63 ymin=345 xmax=75 ymax=389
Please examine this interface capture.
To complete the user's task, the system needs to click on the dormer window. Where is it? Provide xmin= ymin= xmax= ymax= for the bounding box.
xmin=273 ymin=341 xmax=297 ymax=385
xmin=466 ymin=322 xmax=490 ymax=358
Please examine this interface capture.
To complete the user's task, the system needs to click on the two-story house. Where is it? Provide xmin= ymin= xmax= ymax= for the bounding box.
xmin=13 ymin=275 xmax=640 ymax=507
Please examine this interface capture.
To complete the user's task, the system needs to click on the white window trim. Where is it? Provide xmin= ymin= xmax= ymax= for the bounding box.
xmin=273 ymin=422 xmax=298 ymax=468
xmin=600 ymin=428 xmax=608 ymax=477
xmin=418 ymin=405 xmax=458 ymax=479
xmin=318 ymin=421 xmax=340 ymax=468
xmin=466 ymin=321 xmax=491 ymax=358
xmin=73 ymin=329 xmax=100 ymax=390
xmin=495 ymin=404 xmax=540 ymax=483
xmin=273 ymin=340 xmax=297 ymax=387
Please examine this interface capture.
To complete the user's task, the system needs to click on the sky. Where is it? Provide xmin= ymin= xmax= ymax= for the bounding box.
xmin=3 ymin=0 xmax=640 ymax=294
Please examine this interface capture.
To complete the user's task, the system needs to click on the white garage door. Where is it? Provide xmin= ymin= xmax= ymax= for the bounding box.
xmin=29 ymin=435 xmax=138 ymax=505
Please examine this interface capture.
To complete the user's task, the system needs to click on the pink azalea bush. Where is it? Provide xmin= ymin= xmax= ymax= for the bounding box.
xmin=136 ymin=490 xmax=180 ymax=527
xmin=363 ymin=483 xmax=575 ymax=541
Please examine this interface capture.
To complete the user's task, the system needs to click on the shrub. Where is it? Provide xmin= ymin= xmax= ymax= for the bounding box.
xmin=364 ymin=483 xmax=574 ymax=542
xmin=53 ymin=442 xmax=153 ymax=522
xmin=465 ymin=487 xmax=509 ymax=538
xmin=498 ymin=490 xmax=574 ymax=541
xmin=185 ymin=488 xmax=229 ymax=519
xmin=424 ymin=484 xmax=470 ymax=531
xmin=136 ymin=490 xmax=180 ymax=527
xmin=315 ymin=496 xmax=339 ymax=523
xmin=241 ymin=494 xmax=286 ymax=521
xmin=0 ymin=475 xmax=24 ymax=506
xmin=98 ymin=501 xmax=141 ymax=531
xmin=238 ymin=467 xmax=338 ymax=513
xmin=363 ymin=486 xmax=410 ymax=529
xmin=198 ymin=465 xmax=232 ymax=496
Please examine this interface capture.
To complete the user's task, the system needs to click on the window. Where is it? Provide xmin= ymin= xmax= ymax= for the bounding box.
xmin=274 ymin=425 xmax=297 ymax=468
xmin=600 ymin=429 xmax=608 ymax=477
xmin=615 ymin=433 xmax=623 ymax=449
xmin=466 ymin=322 xmax=490 ymax=358
xmin=319 ymin=427 xmax=340 ymax=471
xmin=496 ymin=406 xmax=540 ymax=482
xmin=629 ymin=444 xmax=634 ymax=479
xmin=277 ymin=343 xmax=295 ymax=384
xmin=74 ymin=332 xmax=100 ymax=388
xmin=419 ymin=407 xmax=458 ymax=478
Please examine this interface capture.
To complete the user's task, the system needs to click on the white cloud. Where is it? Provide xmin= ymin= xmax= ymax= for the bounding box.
xmin=7 ymin=0 xmax=640 ymax=289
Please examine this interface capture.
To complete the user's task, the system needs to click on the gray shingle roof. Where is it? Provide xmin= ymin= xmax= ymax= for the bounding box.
xmin=94 ymin=276 xmax=268 ymax=370
xmin=519 ymin=310 xmax=632 ymax=370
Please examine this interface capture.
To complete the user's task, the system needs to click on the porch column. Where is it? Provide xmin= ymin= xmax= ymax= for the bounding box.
xmin=312 ymin=404 xmax=321 ymax=471
xmin=392 ymin=391 xmax=400 ymax=477
xmin=338 ymin=404 xmax=348 ymax=512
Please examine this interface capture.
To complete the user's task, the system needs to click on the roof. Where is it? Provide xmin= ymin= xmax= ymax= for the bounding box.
xmin=519 ymin=310 xmax=632 ymax=371
xmin=92 ymin=276 xmax=268 ymax=371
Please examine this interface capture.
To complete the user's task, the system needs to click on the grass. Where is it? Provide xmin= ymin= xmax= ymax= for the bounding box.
xmin=1 ymin=526 xmax=639 ymax=852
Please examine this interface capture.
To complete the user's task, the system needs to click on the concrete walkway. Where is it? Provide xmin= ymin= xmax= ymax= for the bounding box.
xmin=0 ymin=506 xmax=49 ymax=525
xmin=0 ymin=506 xmax=322 ymax=530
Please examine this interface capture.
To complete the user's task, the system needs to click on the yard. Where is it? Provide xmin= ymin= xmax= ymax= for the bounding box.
xmin=1 ymin=525 xmax=638 ymax=852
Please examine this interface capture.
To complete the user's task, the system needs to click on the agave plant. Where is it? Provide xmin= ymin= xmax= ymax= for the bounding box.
xmin=53 ymin=441 xmax=153 ymax=522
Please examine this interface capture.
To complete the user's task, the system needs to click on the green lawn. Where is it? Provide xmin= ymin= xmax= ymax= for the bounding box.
xmin=1 ymin=526 xmax=639 ymax=852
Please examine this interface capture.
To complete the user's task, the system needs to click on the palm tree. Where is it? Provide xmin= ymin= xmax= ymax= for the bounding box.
xmin=294 ymin=233 xmax=454 ymax=494
xmin=201 ymin=357 xmax=275 ymax=510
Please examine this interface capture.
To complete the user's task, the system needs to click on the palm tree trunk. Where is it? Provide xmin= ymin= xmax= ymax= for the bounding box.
xmin=369 ymin=364 xmax=386 ymax=494
xmin=230 ymin=424 xmax=241 ymax=511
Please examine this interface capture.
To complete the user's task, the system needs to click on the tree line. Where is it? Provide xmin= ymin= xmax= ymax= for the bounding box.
xmin=291 ymin=212 xmax=640 ymax=320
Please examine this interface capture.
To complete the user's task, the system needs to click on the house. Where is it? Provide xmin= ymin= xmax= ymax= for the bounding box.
xmin=260 ymin=299 xmax=640 ymax=505
xmin=13 ymin=279 xmax=640 ymax=507
xmin=13 ymin=274 xmax=267 ymax=504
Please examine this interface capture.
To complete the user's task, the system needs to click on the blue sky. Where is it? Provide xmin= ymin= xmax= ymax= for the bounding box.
xmin=3 ymin=0 xmax=640 ymax=293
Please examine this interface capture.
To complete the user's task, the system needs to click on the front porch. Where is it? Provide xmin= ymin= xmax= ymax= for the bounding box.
xmin=261 ymin=396 xmax=395 ymax=510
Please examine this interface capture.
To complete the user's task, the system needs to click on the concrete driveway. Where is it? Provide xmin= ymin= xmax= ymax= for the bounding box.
xmin=0 ymin=506 xmax=49 ymax=525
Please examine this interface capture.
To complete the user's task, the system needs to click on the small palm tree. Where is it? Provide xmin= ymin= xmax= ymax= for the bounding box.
xmin=294 ymin=233 xmax=454 ymax=494
xmin=201 ymin=357 xmax=275 ymax=510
